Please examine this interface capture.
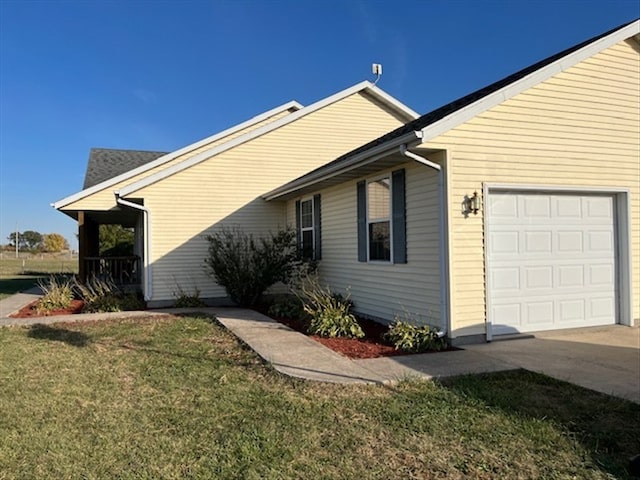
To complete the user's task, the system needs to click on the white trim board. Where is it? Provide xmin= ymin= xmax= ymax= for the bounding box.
xmin=117 ymin=82 xmax=419 ymax=197
xmin=483 ymin=184 xmax=633 ymax=341
xmin=53 ymin=100 xmax=303 ymax=209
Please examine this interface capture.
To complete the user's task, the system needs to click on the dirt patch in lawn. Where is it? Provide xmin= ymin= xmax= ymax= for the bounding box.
xmin=10 ymin=300 xmax=85 ymax=318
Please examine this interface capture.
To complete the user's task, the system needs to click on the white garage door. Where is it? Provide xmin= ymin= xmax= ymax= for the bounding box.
xmin=487 ymin=191 xmax=617 ymax=335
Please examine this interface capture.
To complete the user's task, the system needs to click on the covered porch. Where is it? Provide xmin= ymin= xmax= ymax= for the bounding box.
xmin=75 ymin=205 xmax=145 ymax=289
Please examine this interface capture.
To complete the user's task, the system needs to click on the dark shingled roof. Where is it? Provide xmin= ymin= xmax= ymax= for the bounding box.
xmin=83 ymin=148 xmax=168 ymax=189
xmin=320 ymin=19 xmax=638 ymax=171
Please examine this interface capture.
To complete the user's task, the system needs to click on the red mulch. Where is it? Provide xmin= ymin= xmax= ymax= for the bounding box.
xmin=10 ymin=299 xmax=85 ymax=318
xmin=261 ymin=311 xmax=410 ymax=359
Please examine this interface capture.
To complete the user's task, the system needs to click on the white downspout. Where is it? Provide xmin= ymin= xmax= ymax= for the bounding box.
xmin=400 ymin=144 xmax=449 ymax=337
xmin=115 ymin=195 xmax=152 ymax=301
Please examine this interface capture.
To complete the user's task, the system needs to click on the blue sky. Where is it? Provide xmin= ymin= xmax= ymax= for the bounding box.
xmin=0 ymin=0 xmax=637 ymax=249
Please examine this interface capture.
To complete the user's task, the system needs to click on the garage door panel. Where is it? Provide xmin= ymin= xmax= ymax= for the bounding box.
xmin=488 ymin=191 xmax=617 ymax=335
xmin=557 ymin=231 xmax=583 ymax=253
xmin=523 ymin=195 xmax=552 ymax=217
xmin=590 ymin=263 xmax=615 ymax=285
xmin=588 ymin=231 xmax=614 ymax=252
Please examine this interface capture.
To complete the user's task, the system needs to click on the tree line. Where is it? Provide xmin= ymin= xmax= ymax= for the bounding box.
xmin=5 ymin=231 xmax=70 ymax=253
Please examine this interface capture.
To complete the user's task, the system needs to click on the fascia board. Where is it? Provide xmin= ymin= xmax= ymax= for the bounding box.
xmin=52 ymin=100 xmax=303 ymax=209
xmin=366 ymin=84 xmax=420 ymax=120
xmin=262 ymin=131 xmax=422 ymax=201
xmin=118 ymin=81 xmax=411 ymax=197
xmin=419 ymin=20 xmax=640 ymax=144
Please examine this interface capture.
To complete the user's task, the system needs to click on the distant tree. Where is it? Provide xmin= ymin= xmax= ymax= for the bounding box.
xmin=22 ymin=230 xmax=43 ymax=251
xmin=99 ymin=225 xmax=134 ymax=256
xmin=42 ymin=233 xmax=70 ymax=253
xmin=6 ymin=233 xmax=24 ymax=249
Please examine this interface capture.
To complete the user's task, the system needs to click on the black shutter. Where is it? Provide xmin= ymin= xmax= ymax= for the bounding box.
xmin=392 ymin=169 xmax=407 ymax=264
xmin=313 ymin=194 xmax=321 ymax=260
xmin=295 ymin=199 xmax=301 ymax=253
xmin=357 ymin=181 xmax=367 ymax=262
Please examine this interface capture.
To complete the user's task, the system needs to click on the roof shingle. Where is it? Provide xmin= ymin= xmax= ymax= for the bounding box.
xmin=83 ymin=148 xmax=168 ymax=189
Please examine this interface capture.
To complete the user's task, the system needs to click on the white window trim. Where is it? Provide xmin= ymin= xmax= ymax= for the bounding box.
xmin=300 ymin=197 xmax=315 ymax=259
xmin=366 ymin=174 xmax=393 ymax=263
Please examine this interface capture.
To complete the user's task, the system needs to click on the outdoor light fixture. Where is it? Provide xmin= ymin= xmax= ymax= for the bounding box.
xmin=463 ymin=191 xmax=480 ymax=215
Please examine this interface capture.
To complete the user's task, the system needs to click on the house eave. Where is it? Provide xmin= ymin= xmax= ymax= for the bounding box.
xmin=262 ymin=131 xmax=423 ymax=201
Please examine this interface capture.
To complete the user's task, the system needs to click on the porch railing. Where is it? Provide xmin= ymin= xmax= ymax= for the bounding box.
xmin=84 ymin=256 xmax=141 ymax=286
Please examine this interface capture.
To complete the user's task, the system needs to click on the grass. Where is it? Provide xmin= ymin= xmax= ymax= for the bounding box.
xmin=0 ymin=315 xmax=638 ymax=479
xmin=0 ymin=255 xmax=78 ymax=299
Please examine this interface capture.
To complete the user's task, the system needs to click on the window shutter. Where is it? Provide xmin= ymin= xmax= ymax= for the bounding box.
xmin=392 ymin=169 xmax=407 ymax=264
xmin=357 ymin=181 xmax=367 ymax=262
xmin=295 ymin=200 xmax=301 ymax=252
xmin=313 ymin=194 xmax=321 ymax=260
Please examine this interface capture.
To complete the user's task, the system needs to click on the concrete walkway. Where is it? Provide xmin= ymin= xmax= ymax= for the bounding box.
xmin=465 ymin=326 xmax=640 ymax=403
xmin=2 ymin=290 xmax=638 ymax=402
xmin=0 ymin=290 xmax=512 ymax=385
xmin=214 ymin=308 xmax=511 ymax=384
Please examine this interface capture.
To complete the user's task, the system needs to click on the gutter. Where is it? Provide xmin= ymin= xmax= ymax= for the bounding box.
xmin=115 ymin=194 xmax=152 ymax=301
xmin=400 ymin=145 xmax=449 ymax=338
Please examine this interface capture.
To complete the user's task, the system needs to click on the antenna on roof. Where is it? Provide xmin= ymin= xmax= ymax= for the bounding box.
xmin=372 ymin=63 xmax=382 ymax=86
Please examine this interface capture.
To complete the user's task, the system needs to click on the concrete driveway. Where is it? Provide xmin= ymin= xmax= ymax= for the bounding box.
xmin=464 ymin=325 xmax=640 ymax=403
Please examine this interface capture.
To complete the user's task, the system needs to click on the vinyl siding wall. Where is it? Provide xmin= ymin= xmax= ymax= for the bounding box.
xmin=62 ymin=108 xmax=296 ymax=212
xmin=286 ymin=160 xmax=442 ymax=325
xmin=131 ymin=92 xmax=409 ymax=301
xmin=422 ymin=39 xmax=640 ymax=337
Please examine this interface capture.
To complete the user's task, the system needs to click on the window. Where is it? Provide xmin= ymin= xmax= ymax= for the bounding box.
xmin=357 ymin=169 xmax=406 ymax=264
xmin=367 ymin=177 xmax=391 ymax=261
xmin=300 ymin=198 xmax=314 ymax=259
xmin=296 ymin=194 xmax=321 ymax=260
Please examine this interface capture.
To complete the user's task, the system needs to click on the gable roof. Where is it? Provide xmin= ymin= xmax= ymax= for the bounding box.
xmin=53 ymin=100 xmax=303 ymax=209
xmin=83 ymin=148 xmax=168 ymax=189
xmin=115 ymin=81 xmax=419 ymax=198
xmin=264 ymin=18 xmax=640 ymax=201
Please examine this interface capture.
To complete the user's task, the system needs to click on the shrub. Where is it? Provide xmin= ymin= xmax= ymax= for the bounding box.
xmin=267 ymin=295 xmax=303 ymax=319
xmin=173 ymin=285 xmax=206 ymax=308
xmin=74 ymin=276 xmax=144 ymax=313
xmin=36 ymin=276 xmax=74 ymax=314
xmin=296 ymin=275 xmax=364 ymax=338
xmin=204 ymin=227 xmax=302 ymax=307
xmin=384 ymin=317 xmax=447 ymax=353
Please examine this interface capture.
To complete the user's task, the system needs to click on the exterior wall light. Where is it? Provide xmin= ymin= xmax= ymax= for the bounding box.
xmin=462 ymin=191 xmax=480 ymax=215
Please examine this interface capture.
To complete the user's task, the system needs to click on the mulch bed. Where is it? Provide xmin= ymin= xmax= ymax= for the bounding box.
xmin=257 ymin=308 xmax=410 ymax=359
xmin=10 ymin=299 xmax=85 ymax=318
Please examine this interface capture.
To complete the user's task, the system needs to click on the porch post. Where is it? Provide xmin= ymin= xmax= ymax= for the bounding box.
xmin=78 ymin=211 xmax=99 ymax=282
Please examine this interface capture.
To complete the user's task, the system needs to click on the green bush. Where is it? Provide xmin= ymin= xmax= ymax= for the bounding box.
xmin=74 ymin=276 xmax=144 ymax=313
xmin=384 ymin=318 xmax=446 ymax=353
xmin=267 ymin=295 xmax=303 ymax=319
xmin=36 ymin=276 xmax=74 ymax=314
xmin=204 ymin=227 xmax=302 ymax=307
xmin=173 ymin=285 xmax=206 ymax=308
xmin=296 ymin=275 xmax=364 ymax=338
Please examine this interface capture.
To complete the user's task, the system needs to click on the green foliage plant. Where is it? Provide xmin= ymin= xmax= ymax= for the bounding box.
xmin=296 ymin=275 xmax=364 ymax=338
xmin=173 ymin=285 xmax=206 ymax=308
xmin=36 ymin=276 xmax=74 ymax=314
xmin=267 ymin=295 xmax=303 ymax=319
xmin=384 ymin=315 xmax=447 ymax=353
xmin=74 ymin=276 xmax=144 ymax=313
xmin=204 ymin=227 xmax=300 ymax=307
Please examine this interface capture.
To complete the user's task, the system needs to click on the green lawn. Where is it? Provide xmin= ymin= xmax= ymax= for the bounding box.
xmin=1 ymin=315 xmax=637 ymax=479
xmin=0 ymin=256 xmax=78 ymax=299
